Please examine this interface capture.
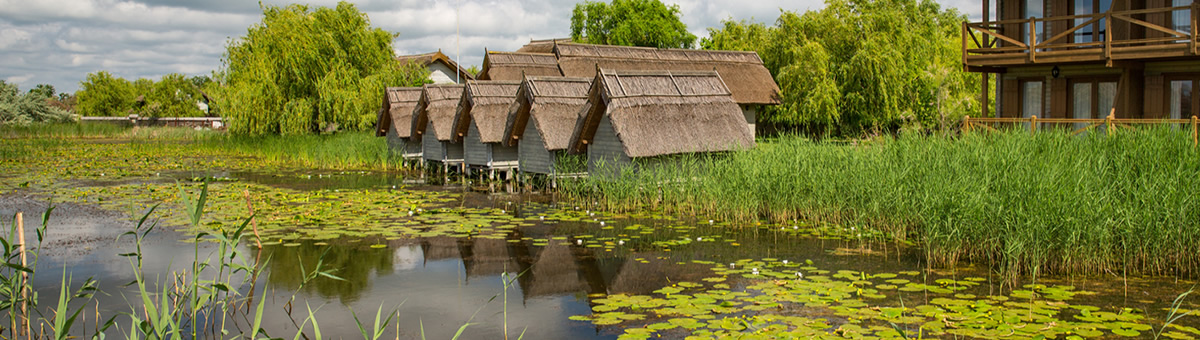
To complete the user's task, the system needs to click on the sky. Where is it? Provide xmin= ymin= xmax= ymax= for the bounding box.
xmin=0 ymin=0 xmax=981 ymax=94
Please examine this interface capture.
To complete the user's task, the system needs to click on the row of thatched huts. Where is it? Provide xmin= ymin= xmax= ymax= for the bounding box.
xmin=375 ymin=41 xmax=781 ymax=179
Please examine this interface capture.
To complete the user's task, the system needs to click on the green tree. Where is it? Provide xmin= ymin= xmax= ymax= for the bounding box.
xmin=0 ymin=81 xmax=74 ymax=124
xmin=702 ymin=0 xmax=979 ymax=136
xmin=570 ymin=0 xmax=697 ymax=48
xmin=216 ymin=2 xmax=429 ymax=135
xmin=141 ymin=73 xmax=205 ymax=118
xmin=75 ymin=71 xmax=135 ymax=117
xmin=28 ymin=84 xmax=55 ymax=98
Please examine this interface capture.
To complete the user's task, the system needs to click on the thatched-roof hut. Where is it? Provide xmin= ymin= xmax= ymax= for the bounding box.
xmin=396 ymin=50 xmax=474 ymax=84
xmin=521 ymin=242 xmax=586 ymax=299
xmin=503 ymin=76 xmax=592 ymax=175
xmin=476 ymin=51 xmax=562 ymax=81
xmin=375 ymin=87 xmax=425 ymax=159
xmin=515 ymin=38 xmax=572 ymax=54
xmin=568 ymin=69 xmax=755 ymax=177
xmin=413 ymin=84 xmax=467 ymax=167
xmin=452 ymin=80 xmax=523 ymax=173
xmin=554 ymin=42 xmax=781 ymax=136
xmin=459 ymin=237 xmax=518 ymax=279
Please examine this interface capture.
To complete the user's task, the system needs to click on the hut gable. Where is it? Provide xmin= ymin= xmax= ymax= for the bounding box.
xmin=503 ymin=76 xmax=592 ymax=150
xmin=553 ymin=43 xmax=781 ymax=105
xmin=375 ymin=87 xmax=423 ymax=138
xmin=395 ymin=50 xmax=475 ymax=83
xmin=477 ymin=51 xmax=562 ymax=81
xmin=411 ymin=84 xmax=466 ymax=142
xmin=569 ymin=69 xmax=755 ymax=158
xmin=452 ymin=80 xmax=522 ymax=143
xmin=515 ymin=38 xmax=572 ymax=54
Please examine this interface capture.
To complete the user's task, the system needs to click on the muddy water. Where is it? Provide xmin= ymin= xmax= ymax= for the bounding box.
xmin=4 ymin=169 xmax=1199 ymax=339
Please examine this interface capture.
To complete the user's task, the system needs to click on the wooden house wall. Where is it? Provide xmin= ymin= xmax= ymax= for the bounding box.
xmin=422 ymin=120 xmax=444 ymax=162
xmin=493 ymin=140 xmax=519 ymax=167
xmin=464 ymin=124 xmax=491 ymax=166
xmin=740 ymin=105 xmax=758 ymax=139
xmin=587 ymin=114 xmax=633 ymax=178
xmin=404 ymin=138 xmax=423 ymax=157
xmin=446 ymin=141 xmax=465 ymax=161
xmin=518 ymin=122 xmax=555 ymax=174
xmin=386 ymin=126 xmax=404 ymax=152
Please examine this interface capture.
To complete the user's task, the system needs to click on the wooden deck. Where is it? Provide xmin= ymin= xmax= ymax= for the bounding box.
xmin=963 ymin=4 xmax=1199 ymax=68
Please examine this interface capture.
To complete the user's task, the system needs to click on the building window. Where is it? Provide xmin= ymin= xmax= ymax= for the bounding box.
xmin=1026 ymin=0 xmax=1046 ymax=44
xmin=1174 ymin=0 xmax=1191 ymax=34
xmin=1170 ymin=79 xmax=1195 ymax=120
xmin=1021 ymin=80 xmax=1044 ymax=118
xmin=1073 ymin=0 xmax=1112 ymax=44
xmin=1069 ymin=79 xmax=1117 ymax=129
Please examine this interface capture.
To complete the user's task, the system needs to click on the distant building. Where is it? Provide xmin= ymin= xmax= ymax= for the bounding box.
xmin=515 ymin=38 xmax=573 ymax=54
xmin=376 ymin=87 xmax=425 ymax=160
xmin=396 ymin=50 xmax=475 ymax=84
xmin=502 ymin=76 xmax=593 ymax=176
xmin=452 ymin=80 xmax=523 ymax=175
xmin=553 ymin=42 xmax=781 ymax=137
xmin=476 ymin=50 xmax=562 ymax=81
xmin=568 ymin=69 xmax=756 ymax=177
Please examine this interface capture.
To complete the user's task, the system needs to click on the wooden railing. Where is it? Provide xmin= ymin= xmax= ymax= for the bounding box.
xmin=963 ymin=4 xmax=1199 ymax=66
xmin=962 ymin=114 xmax=1199 ymax=146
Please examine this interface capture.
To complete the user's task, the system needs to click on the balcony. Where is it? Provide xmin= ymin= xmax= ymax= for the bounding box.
xmin=963 ymin=4 xmax=1199 ymax=68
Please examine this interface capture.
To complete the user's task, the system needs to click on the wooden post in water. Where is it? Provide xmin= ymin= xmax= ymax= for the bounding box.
xmin=16 ymin=212 xmax=28 ymax=338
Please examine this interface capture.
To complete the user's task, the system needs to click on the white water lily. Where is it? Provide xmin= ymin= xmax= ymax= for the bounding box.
xmin=782 ymin=260 xmax=789 ymax=264
xmin=618 ymin=240 xmax=625 ymax=245
xmin=576 ymin=239 xmax=583 ymax=245
xmin=600 ymin=221 xmax=606 ymax=226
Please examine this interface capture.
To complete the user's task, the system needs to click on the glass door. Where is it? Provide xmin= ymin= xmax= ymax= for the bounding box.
xmin=1069 ymin=78 xmax=1118 ymax=131
xmin=1169 ymin=79 xmax=1196 ymax=120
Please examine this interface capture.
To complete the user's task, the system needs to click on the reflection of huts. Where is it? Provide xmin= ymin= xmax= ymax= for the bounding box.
xmin=460 ymin=238 xmax=518 ymax=279
xmin=607 ymin=258 xmax=711 ymax=295
xmin=395 ymin=50 xmax=474 ymax=84
xmin=421 ymin=237 xmax=462 ymax=263
xmin=515 ymin=38 xmax=572 ymax=54
xmin=568 ymin=69 xmax=756 ymax=177
xmin=413 ymin=84 xmax=467 ymax=169
xmin=502 ymin=76 xmax=592 ymax=175
xmin=476 ymin=51 xmax=562 ymax=81
xmin=452 ymin=80 xmax=523 ymax=175
xmin=554 ymin=42 xmax=781 ymax=136
xmin=521 ymin=242 xmax=586 ymax=298
xmin=375 ymin=87 xmax=425 ymax=159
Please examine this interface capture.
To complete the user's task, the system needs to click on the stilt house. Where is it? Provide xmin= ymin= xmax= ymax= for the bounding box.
xmin=553 ymin=42 xmax=781 ymax=137
xmin=475 ymin=50 xmax=563 ymax=80
xmin=963 ymin=0 xmax=1200 ymax=120
xmin=375 ymin=87 xmax=424 ymax=159
xmin=452 ymin=80 xmax=523 ymax=175
xmin=567 ymin=69 xmax=756 ymax=177
xmin=412 ymin=84 xmax=467 ymax=169
xmin=502 ymin=76 xmax=593 ymax=175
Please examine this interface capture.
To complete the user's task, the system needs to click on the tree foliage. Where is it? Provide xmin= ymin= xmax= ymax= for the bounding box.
xmin=75 ymin=71 xmax=208 ymax=118
xmin=702 ymin=0 xmax=980 ymax=136
xmin=570 ymin=0 xmax=697 ymax=49
xmin=0 ymin=81 xmax=74 ymax=125
xmin=215 ymin=2 xmax=429 ymax=135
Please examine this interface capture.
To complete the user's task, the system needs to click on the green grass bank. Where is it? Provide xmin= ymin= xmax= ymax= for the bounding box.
xmin=560 ymin=128 xmax=1200 ymax=280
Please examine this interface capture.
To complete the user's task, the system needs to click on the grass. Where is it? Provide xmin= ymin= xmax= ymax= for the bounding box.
xmin=560 ymin=127 xmax=1200 ymax=281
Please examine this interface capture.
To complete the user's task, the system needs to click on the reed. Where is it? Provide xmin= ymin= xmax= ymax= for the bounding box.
xmin=560 ymin=127 xmax=1200 ymax=280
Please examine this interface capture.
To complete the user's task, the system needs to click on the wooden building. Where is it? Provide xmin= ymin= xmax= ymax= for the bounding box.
xmin=475 ymin=50 xmax=563 ymax=81
xmin=553 ymin=42 xmax=781 ymax=137
xmin=964 ymin=0 xmax=1200 ymax=120
xmin=412 ymin=84 xmax=467 ymax=170
xmin=502 ymin=76 xmax=593 ymax=176
xmin=396 ymin=50 xmax=475 ymax=84
xmin=515 ymin=38 xmax=572 ymax=54
xmin=567 ymin=69 xmax=756 ymax=177
xmin=375 ymin=87 xmax=424 ymax=160
xmin=452 ymin=80 xmax=523 ymax=175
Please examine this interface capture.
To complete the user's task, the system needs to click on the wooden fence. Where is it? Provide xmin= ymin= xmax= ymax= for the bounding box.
xmin=80 ymin=115 xmax=224 ymax=129
xmin=962 ymin=113 xmax=1199 ymax=147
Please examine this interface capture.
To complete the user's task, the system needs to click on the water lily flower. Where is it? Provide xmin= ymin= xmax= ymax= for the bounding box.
xmin=782 ymin=260 xmax=789 ymax=264
xmin=793 ymin=226 xmax=799 ymax=230
xmin=618 ymin=240 xmax=625 ymax=245
xmin=576 ymin=239 xmax=583 ymax=245
xmin=708 ymin=220 xmax=714 ymax=224
xmin=796 ymin=272 xmax=803 ymax=278
xmin=539 ymin=216 xmax=545 ymax=220
xmin=600 ymin=221 xmax=606 ymax=226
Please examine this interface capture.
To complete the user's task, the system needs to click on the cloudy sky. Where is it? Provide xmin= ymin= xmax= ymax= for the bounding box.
xmin=0 ymin=0 xmax=980 ymax=94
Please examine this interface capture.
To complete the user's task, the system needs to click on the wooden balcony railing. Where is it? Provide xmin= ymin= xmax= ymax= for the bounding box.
xmin=963 ymin=3 xmax=1199 ymax=67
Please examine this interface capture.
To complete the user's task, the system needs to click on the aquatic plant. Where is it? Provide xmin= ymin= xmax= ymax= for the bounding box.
xmin=560 ymin=127 xmax=1200 ymax=281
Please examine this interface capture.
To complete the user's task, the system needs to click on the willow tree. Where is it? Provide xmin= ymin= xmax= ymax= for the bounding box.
xmin=75 ymin=71 xmax=135 ymax=117
xmin=570 ymin=0 xmax=696 ymax=48
xmin=702 ymin=0 xmax=979 ymax=136
xmin=217 ymin=2 xmax=428 ymax=135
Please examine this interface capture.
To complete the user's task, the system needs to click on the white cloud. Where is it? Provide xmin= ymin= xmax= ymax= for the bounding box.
xmin=6 ymin=74 xmax=34 ymax=84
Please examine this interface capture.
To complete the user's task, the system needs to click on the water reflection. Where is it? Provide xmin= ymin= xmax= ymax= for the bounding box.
xmin=262 ymin=240 xmax=395 ymax=303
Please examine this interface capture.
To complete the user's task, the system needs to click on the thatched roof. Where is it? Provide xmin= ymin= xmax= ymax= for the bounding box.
xmin=515 ymin=38 xmax=573 ymax=54
xmin=568 ymin=69 xmax=755 ymax=157
xmin=502 ymin=76 xmax=592 ymax=149
xmin=395 ymin=50 xmax=475 ymax=82
xmin=554 ymin=43 xmax=780 ymax=105
xmin=477 ymin=51 xmax=562 ymax=81
xmin=462 ymin=238 xmax=518 ymax=278
xmin=375 ymin=87 xmax=423 ymax=138
xmin=451 ymin=80 xmax=522 ymax=143
xmin=411 ymin=84 xmax=466 ymax=142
